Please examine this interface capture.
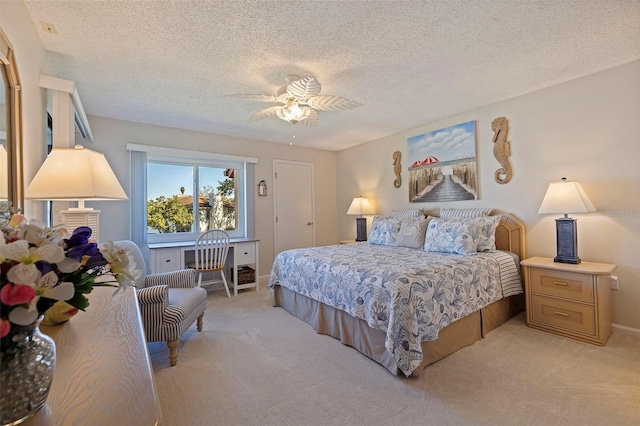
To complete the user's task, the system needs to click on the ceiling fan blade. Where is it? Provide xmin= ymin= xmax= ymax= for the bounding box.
xmin=286 ymin=76 xmax=321 ymax=99
xmin=297 ymin=109 xmax=318 ymax=127
xmin=248 ymin=106 xmax=281 ymax=122
xmin=226 ymin=94 xmax=280 ymax=103
xmin=306 ymin=95 xmax=363 ymax=111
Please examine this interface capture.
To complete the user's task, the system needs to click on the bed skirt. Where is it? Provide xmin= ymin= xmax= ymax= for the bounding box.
xmin=272 ymin=286 xmax=524 ymax=377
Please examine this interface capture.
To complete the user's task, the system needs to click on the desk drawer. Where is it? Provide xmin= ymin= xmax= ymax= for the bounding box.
xmin=235 ymin=243 xmax=256 ymax=265
xmin=531 ymin=268 xmax=594 ymax=303
xmin=530 ymin=295 xmax=596 ymax=336
xmin=154 ymin=248 xmax=180 ymax=273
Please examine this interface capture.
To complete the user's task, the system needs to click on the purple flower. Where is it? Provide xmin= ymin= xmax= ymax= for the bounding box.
xmin=65 ymin=227 xmax=100 ymax=262
xmin=65 ymin=226 xmax=93 ymax=247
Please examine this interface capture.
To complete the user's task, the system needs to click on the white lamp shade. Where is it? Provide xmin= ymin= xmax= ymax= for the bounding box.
xmin=538 ymin=179 xmax=596 ymax=215
xmin=347 ymin=196 xmax=373 ymax=216
xmin=0 ymin=145 xmax=7 ymax=200
xmin=25 ymin=145 xmax=128 ymax=201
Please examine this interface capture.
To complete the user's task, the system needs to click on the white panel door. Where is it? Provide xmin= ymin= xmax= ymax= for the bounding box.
xmin=274 ymin=160 xmax=314 ymax=254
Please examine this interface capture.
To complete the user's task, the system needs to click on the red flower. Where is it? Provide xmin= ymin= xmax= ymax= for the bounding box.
xmin=0 ymin=283 xmax=36 ymax=306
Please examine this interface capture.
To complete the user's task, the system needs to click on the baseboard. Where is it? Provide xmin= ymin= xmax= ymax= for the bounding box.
xmin=613 ymin=323 xmax=640 ymax=336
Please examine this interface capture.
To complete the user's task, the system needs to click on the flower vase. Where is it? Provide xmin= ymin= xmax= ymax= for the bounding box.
xmin=0 ymin=316 xmax=55 ymax=426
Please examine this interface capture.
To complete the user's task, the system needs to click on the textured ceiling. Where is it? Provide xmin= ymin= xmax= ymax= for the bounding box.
xmin=22 ymin=0 xmax=640 ymax=151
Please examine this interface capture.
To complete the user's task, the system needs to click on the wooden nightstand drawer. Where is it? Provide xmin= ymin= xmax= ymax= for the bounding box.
xmin=531 ymin=268 xmax=594 ymax=303
xmin=530 ymin=295 xmax=596 ymax=336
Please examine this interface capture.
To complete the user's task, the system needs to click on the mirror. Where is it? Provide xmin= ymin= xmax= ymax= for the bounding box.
xmin=0 ymin=29 xmax=23 ymax=211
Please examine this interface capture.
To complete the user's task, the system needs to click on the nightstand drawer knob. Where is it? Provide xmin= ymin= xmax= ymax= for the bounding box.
xmin=552 ymin=281 xmax=569 ymax=286
xmin=553 ymin=311 xmax=570 ymax=317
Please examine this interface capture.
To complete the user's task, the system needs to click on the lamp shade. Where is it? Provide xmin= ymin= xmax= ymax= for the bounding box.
xmin=347 ymin=196 xmax=373 ymax=216
xmin=25 ymin=145 xmax=128 ymax=202
xmin=0 ymin=145 xmax=7 ymax=200
xmin=537 ymin=178 xmax=595 ymax=215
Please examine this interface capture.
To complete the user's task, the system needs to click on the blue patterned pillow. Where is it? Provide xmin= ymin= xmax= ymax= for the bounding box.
xmin=434 ymin=216 xmax=501 ymax=252
xmin=423 ymin=218 xmax=477 ymax=255
xmin=368 ymin=216 xmax=402 ymax=246
xmin=471 ymin=216 xmax=501 ymax=252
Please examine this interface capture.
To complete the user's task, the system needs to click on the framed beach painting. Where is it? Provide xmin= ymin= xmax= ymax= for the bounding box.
xmin=407 ymin=120 xmax=478 ymax=203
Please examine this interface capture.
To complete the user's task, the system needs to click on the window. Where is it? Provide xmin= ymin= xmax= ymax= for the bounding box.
xmin=128 ymin=144 xmax=256 ymax=245
xmin=146 ymin=160 xmax=239 ymax=238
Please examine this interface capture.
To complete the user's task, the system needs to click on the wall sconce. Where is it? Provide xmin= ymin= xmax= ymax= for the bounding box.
xmin=25 ymin=145 xmax=128 ymax=242
xmin=347 ymin=196 xmax=374 ymax=242
xmin=258 ymin=180 xmax=267 ymax=197
xmin=538 ymin=177 xmax=595 ymax=264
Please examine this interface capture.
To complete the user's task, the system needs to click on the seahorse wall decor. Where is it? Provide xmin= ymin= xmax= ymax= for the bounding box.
xmin=491 ymin=116 xmax=513 ymax=184
xmin=392 ymin=151 xmax=402 ymax=188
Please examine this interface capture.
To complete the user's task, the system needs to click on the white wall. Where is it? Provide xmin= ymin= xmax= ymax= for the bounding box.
xmin=85 ymin=116 xmax=338 ymax=280
xmin=336 ymin=61 xmax=640 ymax=329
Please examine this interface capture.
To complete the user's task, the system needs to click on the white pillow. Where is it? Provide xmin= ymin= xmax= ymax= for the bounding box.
xmin=439 ymin=208 xmax=493 ymax=219
xmin=390 ymin=208 xmax=424 ymax=219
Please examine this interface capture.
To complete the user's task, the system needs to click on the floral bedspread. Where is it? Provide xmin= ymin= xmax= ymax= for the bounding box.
xmin=268 ymin=243 xmax=521 ymax=376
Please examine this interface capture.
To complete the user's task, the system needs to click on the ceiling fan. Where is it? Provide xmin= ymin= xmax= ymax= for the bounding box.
xmin=227 ymin=74 xmax=363 ymax=127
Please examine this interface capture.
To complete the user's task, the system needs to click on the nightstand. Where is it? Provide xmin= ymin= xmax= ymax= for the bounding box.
xmin=521 ymin=257 xmax=616 ymax=346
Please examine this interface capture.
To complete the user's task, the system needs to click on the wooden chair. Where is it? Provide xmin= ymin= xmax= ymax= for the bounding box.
xmin=188 ymin=229 xmax=231 ymax=298
xmin=117 ymin=240 xmax=207 ymax=366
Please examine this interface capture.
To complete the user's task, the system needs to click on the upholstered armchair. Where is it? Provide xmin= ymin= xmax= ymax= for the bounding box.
xmin=117 ymin=241 xmax=207 ymax=366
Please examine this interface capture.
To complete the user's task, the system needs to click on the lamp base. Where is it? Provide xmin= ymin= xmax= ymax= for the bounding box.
xmin=355 ymin=217 xmax=367 ymax=242
xmin=61 ymin=209 xmax=101 ymax=242
xmin=554 ymin=256 xmax=581 ymax=264
xmin=554 ymin=217 xmax=581 ymax=264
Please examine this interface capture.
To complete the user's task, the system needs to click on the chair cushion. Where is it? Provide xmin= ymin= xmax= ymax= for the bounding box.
xmin=165 ymin=287 xmax=207 ymax=325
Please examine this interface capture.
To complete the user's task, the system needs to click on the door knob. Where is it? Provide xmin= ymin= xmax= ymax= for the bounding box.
xmin=307 ymin=222 xmax=313 ymax=226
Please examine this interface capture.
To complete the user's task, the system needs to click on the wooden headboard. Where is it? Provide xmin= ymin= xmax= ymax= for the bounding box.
xmin=494 ymin=212 xmax=526 ymax=261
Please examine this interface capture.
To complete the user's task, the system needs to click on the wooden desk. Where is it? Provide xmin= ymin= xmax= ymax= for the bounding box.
xmin=148 ymin=238 xmax=260 ymax=296
xmin=26 ymin=287 xmax=162 ymax=425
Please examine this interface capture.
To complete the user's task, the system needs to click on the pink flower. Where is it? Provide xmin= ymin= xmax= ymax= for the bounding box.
xmin=8 ymin=213 xmax=27 ymax=227
xmin=0 ymin=283 xmax=36 ymax=306
xmin=0 ymin=318 xmax=9 ymax=338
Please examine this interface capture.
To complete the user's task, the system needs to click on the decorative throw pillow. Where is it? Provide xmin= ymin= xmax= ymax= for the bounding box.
xmin=423 ymin=218 xmax=478 ymax=255
xmin=473 ymin=215 xmax=501 ymax=252
xmin=395 ymin=218 xmax=430 ymax=249
xmin=439 ymin=207 xmax=493 ymax=219
xmin=429 ymin=216 xmax=501 ymax=252
xmin=368 ymin=216 xmax=402 ymax=246
xmin=390 ymin=208 xmax=424 ymax=219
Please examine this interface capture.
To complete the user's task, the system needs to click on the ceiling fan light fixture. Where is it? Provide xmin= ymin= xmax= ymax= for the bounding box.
xmin=281 ymin=98 xmax=305 ymax=123
xmin=229 ymin=74 xmax=363 ymax=128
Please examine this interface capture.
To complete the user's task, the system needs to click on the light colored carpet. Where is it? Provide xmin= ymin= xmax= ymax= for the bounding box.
xmin=149 ymin=286 xmax=640 ymax=426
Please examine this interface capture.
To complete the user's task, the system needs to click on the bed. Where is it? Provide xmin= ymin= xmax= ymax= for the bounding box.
xmin=268 ymin=210 xmax=525 ymax=377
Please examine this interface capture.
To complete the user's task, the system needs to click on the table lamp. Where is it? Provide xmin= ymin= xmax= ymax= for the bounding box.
xmin=25 ymin=145 xmax=128 ymax=242
xmin=537 ymin=177 xmax=595 ymax=264
xmin=347 ymin=196 xmax=373 ymax=242
xmin=0 ymin=145 xmax=7 ymax=200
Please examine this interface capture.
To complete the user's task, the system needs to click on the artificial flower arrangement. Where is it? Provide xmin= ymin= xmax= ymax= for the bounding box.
xmin=0 ymin=212 xmax=141 ymax=339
